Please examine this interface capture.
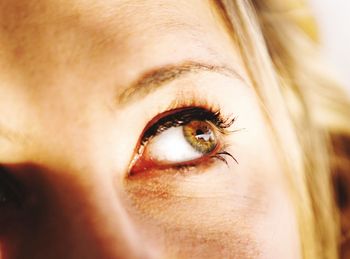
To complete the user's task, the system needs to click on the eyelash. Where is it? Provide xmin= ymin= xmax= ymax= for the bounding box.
xmin=141 ymin=107 xmax=234 ymax=142
xmin=136 ymin=106 xmax=238 ymax=170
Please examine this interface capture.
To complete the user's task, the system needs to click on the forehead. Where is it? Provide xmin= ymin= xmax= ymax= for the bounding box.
xmin=0 ymin=0 xmax=238 ymax=86
xmin=0 ymin=0 xmax=244 ymax=161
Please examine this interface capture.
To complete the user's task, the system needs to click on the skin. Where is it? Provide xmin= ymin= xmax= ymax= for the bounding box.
xmin=0 ymin=0 xmax=301 ymax=258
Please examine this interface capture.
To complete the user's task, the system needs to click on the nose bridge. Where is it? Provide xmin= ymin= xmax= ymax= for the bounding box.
xmin=22 ymin=166 xmax=153 ymax=259
xmin=55 ymin=174 xmax=150 ymax=259
xmin=81 ymin=183 xmax=146 ymax=258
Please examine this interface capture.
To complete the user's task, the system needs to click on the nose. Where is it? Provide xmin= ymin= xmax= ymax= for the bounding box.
xmin=6 ymin=165 xmax=154 ymax=259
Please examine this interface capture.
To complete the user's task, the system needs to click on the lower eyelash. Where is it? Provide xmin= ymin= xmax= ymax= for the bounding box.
xmin=212 ymin=151 xmax=238 ymax=165
xmin=164 ymin=149 xmax=237 ymax=173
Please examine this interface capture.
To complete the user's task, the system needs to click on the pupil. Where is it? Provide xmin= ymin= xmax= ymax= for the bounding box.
xmin=183 ymin=121 xmax=216 ymax=153
xmin=195 ymin=127 xmax=212 ymax=142
xmin=196 ymin=129 xmax=204 ymax=135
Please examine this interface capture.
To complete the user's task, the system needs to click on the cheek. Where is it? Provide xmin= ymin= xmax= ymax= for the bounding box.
xmin=254 ymin=186 xmax=301 ymax=259
xmin=125 ymin=165 xmax=267 ymax=258
xmin=125 ymin=168 xmax=299 ymax=258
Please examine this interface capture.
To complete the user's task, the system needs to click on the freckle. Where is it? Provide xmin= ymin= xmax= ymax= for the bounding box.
xmin=14 ymin=46 xmax=24 ymax=58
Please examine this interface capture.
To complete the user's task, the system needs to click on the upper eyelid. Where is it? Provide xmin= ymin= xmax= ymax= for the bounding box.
xmin=140 ymin=107 xmax=231 ymax=144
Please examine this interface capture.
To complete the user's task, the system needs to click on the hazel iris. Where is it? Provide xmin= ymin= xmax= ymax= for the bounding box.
xmin=183 ymin=121 xmax=217 ymax=154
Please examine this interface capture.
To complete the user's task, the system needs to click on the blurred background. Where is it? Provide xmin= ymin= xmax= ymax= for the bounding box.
xmin=309 ymin=0 xmax=350 ymax=93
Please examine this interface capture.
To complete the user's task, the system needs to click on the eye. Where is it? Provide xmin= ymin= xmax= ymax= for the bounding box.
xmin=0 ymin=168 xmax=23 ymax=209
xmin=130 ymin=107 xmax=236 ymax=174
xmin=147 ymin=120 xmax=218 ymax=163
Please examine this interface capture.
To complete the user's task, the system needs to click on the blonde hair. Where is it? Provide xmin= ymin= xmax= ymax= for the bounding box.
xmin=214 ymin=1 xmax=350 ymax=258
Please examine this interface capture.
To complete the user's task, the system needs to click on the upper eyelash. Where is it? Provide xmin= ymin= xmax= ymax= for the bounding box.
xmin=140 ymin=106 xmax=235 ymax=145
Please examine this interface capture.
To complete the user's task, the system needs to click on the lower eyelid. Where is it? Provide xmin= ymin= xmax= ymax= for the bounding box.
xmin=129 ymin=141 xmax=227 ymax=176
xmin=128 ymin=153 xmax=229 ymax=179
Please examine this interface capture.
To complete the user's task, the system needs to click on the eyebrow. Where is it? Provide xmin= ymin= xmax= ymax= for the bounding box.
xmin=0 ymin=123 xmax=29 ymax=146
xmin=117 ymin=61 xmax=244 ymax=105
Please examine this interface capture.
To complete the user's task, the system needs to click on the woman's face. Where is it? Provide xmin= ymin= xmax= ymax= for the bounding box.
xmin=0 ymin=0 xmax=300 ymax=258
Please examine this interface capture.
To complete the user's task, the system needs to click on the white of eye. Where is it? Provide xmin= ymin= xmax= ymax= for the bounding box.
xmin=146 ymin=127 xmax=203 ymax=163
